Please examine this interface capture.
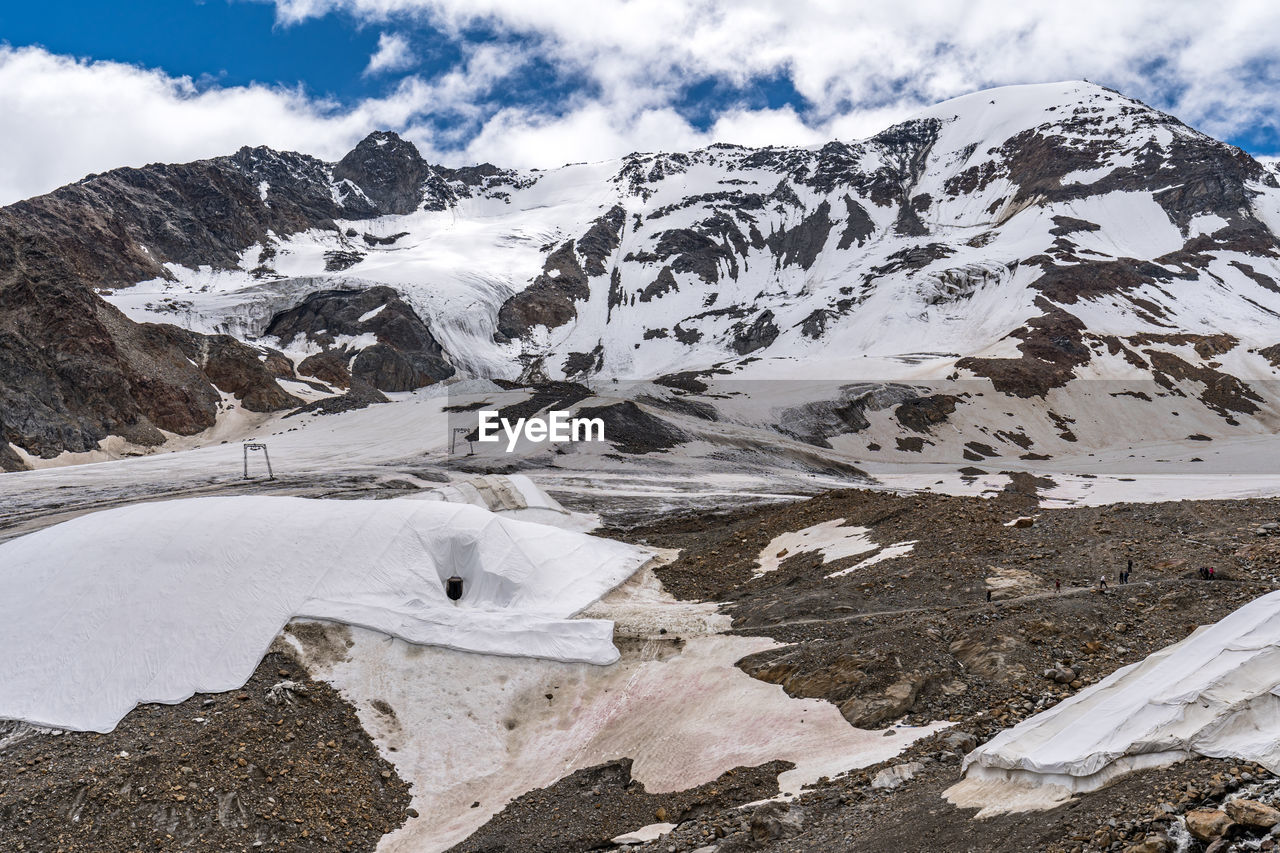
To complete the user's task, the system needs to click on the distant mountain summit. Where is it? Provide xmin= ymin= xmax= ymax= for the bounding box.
xmin=5 ymin=81 xmax=1280 ymax=470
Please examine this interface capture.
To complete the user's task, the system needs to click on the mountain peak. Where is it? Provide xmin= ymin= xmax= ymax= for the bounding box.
xmin=333 ymin=131 xmax=438 ymax=215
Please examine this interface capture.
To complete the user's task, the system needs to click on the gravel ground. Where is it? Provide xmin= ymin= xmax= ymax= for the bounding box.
xmin=448 ymin=759 xmax=791 ymax=853
xmin=0 ymin=649 xmax=412 ymax=853
xmin=10 ymin=485 xmax=1280 ymax=852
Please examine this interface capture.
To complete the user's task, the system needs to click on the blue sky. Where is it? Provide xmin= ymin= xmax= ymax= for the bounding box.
xmin=0 ymin=1 xmax=815 ymax=139
xmin=0 ymin=1 xmax=1277 ymax=203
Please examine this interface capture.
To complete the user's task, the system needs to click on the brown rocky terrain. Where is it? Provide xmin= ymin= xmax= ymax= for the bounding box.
xmin=0 ymin=648 xmax=412 ymax=853
xmin=447 ymin=486 xmax=1280 ymax=853
xmin=449 ymin=759 xmax=791 ymax=853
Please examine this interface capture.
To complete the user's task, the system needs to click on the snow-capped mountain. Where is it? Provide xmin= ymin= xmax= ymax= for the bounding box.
xmin=6 ymin=80 xmax=1280 ymax=470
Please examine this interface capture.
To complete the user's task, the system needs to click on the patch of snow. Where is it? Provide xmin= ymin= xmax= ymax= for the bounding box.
xmin=411 ymin=473 xmax=599 ymax=531
xmin=358 ymin=304 xmax=387 ymax=323
xmin=754 ymin=519 xmax=877 ymax=578
xmin=293 ymin=560 xmax=946 ymax=853
xmin=825 ymin=541 xmax=917 ymax=578
xmin=1187 ymin=212 xmax=1229 ymax=238
xmin=612 ymin=822 xmax=676 ymax=844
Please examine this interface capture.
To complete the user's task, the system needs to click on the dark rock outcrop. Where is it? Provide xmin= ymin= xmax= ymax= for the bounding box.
xmin=496 ymin=240 xmax=591 ymax=338
xmin=265 ymin=286 xmax=454 ymax=392
xmin=0 ymin=131 xmax=464 ymax=464
xmin=332 ymin=131 xmax=451 ymax=215
xmin=575 ymin=401 xmax=689 ymax=454
xmin=731 ymin=310 xmax=780 ymax=355
xmin=164 ymin=331 xmax=303 ymax=412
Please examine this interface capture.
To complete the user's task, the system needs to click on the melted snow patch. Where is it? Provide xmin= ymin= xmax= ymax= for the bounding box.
xmin=293 ymin=560 xmax=946 ymax=853
xmin=754 ymin=519 xmax=877 ymax=578
xmin=1188 ymin=212 xmax=1229 ymax=238
xmin=358 ymin=304 xmax=387 ymax=323
xmin=612 ymin=823 xmax=676 ymax=844
xmin=825 ymin=541 xmax=917 ymax=579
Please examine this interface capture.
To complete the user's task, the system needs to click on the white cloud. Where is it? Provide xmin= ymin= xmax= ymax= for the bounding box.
xmin=7 ymin=2 xmax=1280 ymax=203
xmin=268 ymin=0 xmax=1280 ymax=144
xmin=0 ymin=45 xmax=502 ymax=204
xmin=364 ymin=32 xmax=415 ymax=76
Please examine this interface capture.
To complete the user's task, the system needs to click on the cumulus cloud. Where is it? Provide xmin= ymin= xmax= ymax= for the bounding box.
xmin=364 ymin=32 xmax=415 ymax=76
xmin=7 ymin=2 xmax=1280 ymax=203
xmin=0 ymin=44 xmax=502 ymax=203
xmin=268 ymin=0 xmax=1280 ymax=144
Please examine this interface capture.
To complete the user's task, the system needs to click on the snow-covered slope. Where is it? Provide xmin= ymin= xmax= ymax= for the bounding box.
xmin=105 ymin=81 xmax=1280 ymax=389
xmin=10 ymin=79 xmax=1280 ymax=470
xmin=0 ymin=495 xmax=652 ymax=731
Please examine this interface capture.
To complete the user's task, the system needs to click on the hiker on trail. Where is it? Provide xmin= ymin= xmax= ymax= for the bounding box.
xmin=1055 ymin=578 xmax=1061 ymax=593
xmin=1209 ymin=567 xmax=1216 ymax=581
xmin=1099 ymin=574 xmax=1108 ymax=591
xmin=1198 ymin=566 xmax=1208 ymax=580
xmin=1124 ymin=558 xmax=1133 ymax=585
xmin=986 ymin=589 xmax=992 ymax=602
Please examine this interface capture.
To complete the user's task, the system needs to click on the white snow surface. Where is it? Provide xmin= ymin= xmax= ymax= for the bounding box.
xmin=412 ymin=472 xmax=599 ymax=530
xmin=947 ymin=588 xmax=1280 ymax=814
xmin=825 ymin=541 xmax=917 ymax=579
xmin=754 ymin=519 xmax=877 ymax=578
xmin=0 ymin=495 xmax=652 ymax=732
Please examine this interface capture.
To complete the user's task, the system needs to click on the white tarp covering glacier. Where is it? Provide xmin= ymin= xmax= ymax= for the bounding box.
xmin=0 ymin=495 xmax=652 ymax=732
xmin=947 ymin=589 xmax=1280 ymax=815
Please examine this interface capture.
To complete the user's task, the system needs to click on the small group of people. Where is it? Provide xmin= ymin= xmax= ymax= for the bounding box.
xmin=1198 ymin=566 xmax=1217 ymax=580
xmin=1099 ymin=559 xmax=1136 ymax=591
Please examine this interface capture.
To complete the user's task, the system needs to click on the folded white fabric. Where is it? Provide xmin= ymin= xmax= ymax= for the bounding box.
xmin=949 ymin=589 xmax=1280 ymax=811
xmin=0 ymin=495 xmax=651 ymax=732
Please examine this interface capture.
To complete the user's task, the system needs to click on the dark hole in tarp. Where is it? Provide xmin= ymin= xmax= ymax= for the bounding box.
xmin=446 ymin=575 xmax=464 ymax=601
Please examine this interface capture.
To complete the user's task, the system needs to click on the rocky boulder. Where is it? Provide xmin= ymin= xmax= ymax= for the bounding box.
xmin=265 ymin=286 xmax=454 ymax=392
xmin=1185 ymin=808 xmax=1233 ymax=842
xmin=1224 ymin=798 xmax=1280 ymax=829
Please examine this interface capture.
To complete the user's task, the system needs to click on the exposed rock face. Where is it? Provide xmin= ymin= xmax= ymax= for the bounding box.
xmin=265 ymin=286 xmax=454 ymax=392
xmin=731 ymin=310 xmax=780 ymax=355
xmin=574 ymin=401 xmax=689 ymax=454
xmin=0 ymin=130 xmax=464 ymax=463
xmin=165 ymin=331 xmax=303 ymax=413
xmin=0 ymin=268 xmax=219 ymax=458
xmin=496 ymin=240 xmax=591 ymax=339
xmin=332 ymin=131 xmax=450 ymax=215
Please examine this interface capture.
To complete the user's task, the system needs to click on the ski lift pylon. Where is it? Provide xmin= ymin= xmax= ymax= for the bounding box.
xmin=243 ymin=442 xmax=274 ymax=480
